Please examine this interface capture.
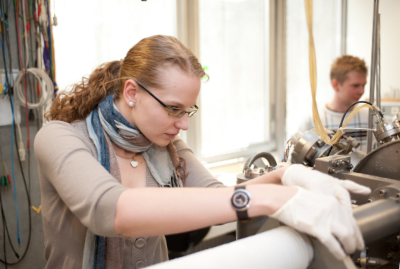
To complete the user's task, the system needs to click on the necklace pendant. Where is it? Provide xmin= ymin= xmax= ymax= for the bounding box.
xmin=130 ymin=160 xmax=139 ymax=168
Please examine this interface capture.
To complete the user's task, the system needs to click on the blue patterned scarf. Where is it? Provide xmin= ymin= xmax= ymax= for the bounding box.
xmin=83 ymin=95 xmax=185 ymax=269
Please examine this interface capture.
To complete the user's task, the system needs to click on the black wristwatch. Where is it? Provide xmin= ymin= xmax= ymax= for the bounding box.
xmin=231 ymin=185 xmax=251 ymax=221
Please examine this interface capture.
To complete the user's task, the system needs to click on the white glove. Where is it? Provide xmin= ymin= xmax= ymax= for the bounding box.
xmin=282 ymin=164 xmax=371 ymax=210
xmin=271 ymin=187 xmax=364 ymax=260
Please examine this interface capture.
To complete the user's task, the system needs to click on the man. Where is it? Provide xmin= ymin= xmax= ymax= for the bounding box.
xmin=298 ymin=55 xmax=369 ymax=153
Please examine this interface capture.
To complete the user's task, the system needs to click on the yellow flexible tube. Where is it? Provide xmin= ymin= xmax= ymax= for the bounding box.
xmin=304 ymin=0 xmax=373 ymax=145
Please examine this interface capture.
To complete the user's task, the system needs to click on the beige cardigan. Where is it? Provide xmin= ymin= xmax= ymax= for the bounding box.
xmin=35 ymin=120 xmax=223 ymax=269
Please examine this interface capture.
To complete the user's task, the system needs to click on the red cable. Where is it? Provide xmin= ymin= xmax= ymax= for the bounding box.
xmin=38 ymin=0 xmax=41 ymax=18
xmin=23 ymin=0 xmax=30 ymax=33
xmin=15 ymin=0 xmax=30 ymax=149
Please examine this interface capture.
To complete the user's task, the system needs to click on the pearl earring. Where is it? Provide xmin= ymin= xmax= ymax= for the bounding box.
xmin=129 ymin=102 xmax=134 ymax=107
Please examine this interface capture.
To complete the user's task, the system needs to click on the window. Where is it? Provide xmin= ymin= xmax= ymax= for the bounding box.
xmin=198 ymin=0 xmax=272 ymax=163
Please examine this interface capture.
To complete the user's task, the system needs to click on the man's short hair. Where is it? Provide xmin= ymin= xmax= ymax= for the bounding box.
xmin=330 ymin=55 xmax=368 ymax=84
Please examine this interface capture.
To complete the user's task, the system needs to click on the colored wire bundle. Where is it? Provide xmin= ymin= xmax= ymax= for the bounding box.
xmin=0 ymin=0 xmax=57 ymax=265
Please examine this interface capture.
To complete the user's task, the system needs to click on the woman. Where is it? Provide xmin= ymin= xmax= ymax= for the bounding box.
xmin=35 ymin=35 xmax=369 ymax=269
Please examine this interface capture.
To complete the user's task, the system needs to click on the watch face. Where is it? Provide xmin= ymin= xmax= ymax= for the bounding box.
xmin=232 ymin=190 xmax=250 ymax=210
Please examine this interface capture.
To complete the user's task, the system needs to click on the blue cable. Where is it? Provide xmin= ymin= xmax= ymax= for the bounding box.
xmin=0 ymin=3 xmax=21 ymax=247
xmin=9 ymin=96 xmax=21 ymax=246
xmin=0 ymin=5 xmax=9 ymax=27
xmin=0 ymin=35 xmax=9 ymax=95
xmin=1 ymin=29 xmax=21 ymax=245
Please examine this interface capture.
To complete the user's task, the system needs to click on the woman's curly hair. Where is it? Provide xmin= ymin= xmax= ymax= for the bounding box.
xmin=45 ymin=35 xmax=206 ymax=123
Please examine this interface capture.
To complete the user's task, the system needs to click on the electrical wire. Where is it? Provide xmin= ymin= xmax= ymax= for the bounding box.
xmin=0 ymin=36 xmax=9 ymax=88
xmin=1 ymin=190 xmax=7 ymax=269
xmin=0 ymin=187 xmax=21 ymax=260
xmin=0 ymin=1 xmax=40 ymax=264
xmin=0 ymin=35 xmax=23 ymax=165
xmin=0 ymin=140 xmax=20 ymax=264
xmin=0 ymin=141 xmax=20 ymax=260
xmin=339 ymin=101 xmax=379 ymax=129
xmin=9 ymin=95 xmax=21 ymax=246
xmin=1 ymin=3 xmax=25 ymax=164
xmin=0 ymin=2 xmax=14 ymax=90
xmin=15 ymin=0 xmax=31 ymax=152
xmin=1 ymin=93 xmax=33 ymax=266
xmin=21 ymin=0 xmax=30 ymax=67
xmin=14 ymin=67 xmax=54 ymax=108
xmin=0 ymin=58 xmax=33 ymax=267
xmin=0 ymin=94 xmax=34 ymax=266
xmin=0 ymin=115 xmax=33 ymax=265
xmin=1 ymin=5 xmax=26 ymax=163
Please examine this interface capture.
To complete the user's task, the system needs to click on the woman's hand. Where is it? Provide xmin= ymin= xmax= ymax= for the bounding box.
xmin=281 ymin=164 xmax=371 ymax=210
xmin=270 ymin=187 xmax=364 ymax=260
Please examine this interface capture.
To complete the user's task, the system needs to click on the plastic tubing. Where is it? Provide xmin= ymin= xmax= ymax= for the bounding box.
xmin=330 ymin=103 xmax=374 ymax=144
xmin=147 ymin=227 xmax=313 ymax=269
xmin=305 ymin=0 xmax=373 ymax=146
xmin=304 ymin=0 xmax=328 ymax=144
xmin=14 ymin=67 xmax=54 ymax=109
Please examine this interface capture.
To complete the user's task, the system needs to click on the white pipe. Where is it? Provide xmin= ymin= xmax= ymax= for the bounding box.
xmin=148 ymin=227 xmax=313 ymax=269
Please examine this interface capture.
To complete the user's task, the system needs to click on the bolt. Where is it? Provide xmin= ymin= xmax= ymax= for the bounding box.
xmin=259 ymin=168 xmax=265 ymax=174
xmin=269 ymin=167 xmax=275 ymax=172
xmin=368 ymin=199 xmax=375 ymax=203
xmin=380 ymin=189 xmax=387 ymax=197
xmin=340 ymin=160 xmax=345 ymax=166
xmin=376 ymin=119 xmax=382 ymax=124
xmin=328 ymin=168 xmax=335 ymax=174
xmin=347 ymin=164 xmax=354 ymax=169
xmin=317 ymin=140 xmax=325 ymax=147
xmin=351 ymin=200 xmax=357 ymax=204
